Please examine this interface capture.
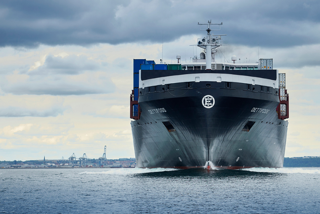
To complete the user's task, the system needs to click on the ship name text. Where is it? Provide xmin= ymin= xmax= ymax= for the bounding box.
xmin=148 ymin=108 xmax=167 ymax=114
xmin=251 ymin=107 xmax=270 ymax=114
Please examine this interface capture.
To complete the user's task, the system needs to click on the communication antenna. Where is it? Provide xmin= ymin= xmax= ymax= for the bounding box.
xmin=196 ymin=20 xmax=226 ymax=70
xmin=176 ymin=55 xmax=181 ymax=63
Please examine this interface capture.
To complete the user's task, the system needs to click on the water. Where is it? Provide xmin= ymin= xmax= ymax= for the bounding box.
xmin=1 ymin=168 xmax=320 ymax=213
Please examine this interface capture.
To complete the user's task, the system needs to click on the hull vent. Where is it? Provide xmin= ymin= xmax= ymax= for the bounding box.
xmin=163 ymin=121 xmax=175 ymax=132
xmin=242 ymin=121 xmax=255 ymax=132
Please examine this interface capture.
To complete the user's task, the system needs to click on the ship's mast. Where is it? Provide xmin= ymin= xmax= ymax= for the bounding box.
xmin=197 ymin=21 xmax=224 ymax=70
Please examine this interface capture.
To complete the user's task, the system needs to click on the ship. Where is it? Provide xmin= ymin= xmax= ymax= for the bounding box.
xmin=130 ymin=21 xmax=289 ymax=169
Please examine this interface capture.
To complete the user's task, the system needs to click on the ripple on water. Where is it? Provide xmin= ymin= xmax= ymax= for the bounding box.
xmin=0 ymin=168 xmax=319 ymax=213
xmin=79 ymin=167 xmax=179 ymax=175
xmin=240 ymin=167 xmax=320 ymax=174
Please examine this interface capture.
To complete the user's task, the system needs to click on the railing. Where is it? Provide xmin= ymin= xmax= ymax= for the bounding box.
xmin=277 ymin=73 xmax=289 ymax=120
xmin=130 ymin=90 xmax=140 ymax=120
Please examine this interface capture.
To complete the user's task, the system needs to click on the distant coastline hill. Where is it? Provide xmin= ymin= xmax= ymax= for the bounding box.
xmin=284 ymin=156 xmax=320 ymax=167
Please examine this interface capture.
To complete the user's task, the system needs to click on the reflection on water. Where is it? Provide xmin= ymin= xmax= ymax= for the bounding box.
xmin=133 ymin=168 xmax=283 ymax=179
xmin=79 ymin=167 xmax=320 ymax=179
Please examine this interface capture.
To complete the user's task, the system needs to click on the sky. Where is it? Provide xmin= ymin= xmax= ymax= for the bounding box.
xmin=0 ymin=0 xmax=320 ymax=161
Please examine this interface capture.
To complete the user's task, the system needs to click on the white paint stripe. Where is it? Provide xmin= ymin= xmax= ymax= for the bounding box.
xmin=140 ymin=72 xmax=278 ymax=89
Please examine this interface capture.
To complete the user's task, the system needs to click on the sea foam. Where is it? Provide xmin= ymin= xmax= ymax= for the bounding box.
xmin=240 ymin=167 xmax=320 ymax=174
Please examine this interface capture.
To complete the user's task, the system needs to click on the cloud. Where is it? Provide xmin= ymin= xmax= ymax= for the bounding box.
xmin=28 ymin=54 xmax=100 ymax=75
xmin=91 ymin=105 xmax=129 ymax=118
xmin=2 ymin=124 xmax=33 ymax=136
xmin=0 ymin=106 xmax=64 ymax=117
xmin=1 ymin=1 xmax=320 ymax=160
xmin=0 ymin=53 xmax=115 ymax=95
xmin=1 ymin=0 xmax=320 ymax=48
xmin=26 ymin=136 xmax=63 ymax=145
xmin=0 ymin=95 xmax=66 ymax=117
xmin=211 ymin=44 xmax=320 ymax=69
xmin=0 ymin=73 xmax=115 ymax=95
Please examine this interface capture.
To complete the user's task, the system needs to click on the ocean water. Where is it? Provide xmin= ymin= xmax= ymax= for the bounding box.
xmin=1 ymin=168 xmax=320 ymax=213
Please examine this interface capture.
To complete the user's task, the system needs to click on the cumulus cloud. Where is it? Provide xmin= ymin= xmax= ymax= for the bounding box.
xmin=26 ymin=136 xmax=63 ymax=145
xmin=0 ymin=54 xmax=115 ymax=95
xmin=2 ymin=124 xmax=33 ymax=136
xmin=0 ymin=73 xmax=114 ymax=95
xmin=1 ymin=0 xmax=320 ymax=48
xmin=0 ymin=123 xmax=73 ymax=137
xmin=0 ymin=95 xmax=66 ymax=117
xmin=28 ymin=54 xmax=100 ymax=75
xmin=213 ymin=44 xmax=320 ymax=69
xmin=0 ymin=106 xmax=64 ymax=117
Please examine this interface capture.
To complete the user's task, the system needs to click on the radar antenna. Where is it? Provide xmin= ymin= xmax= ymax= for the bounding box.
xmin=197 ymin=20 xmax=226 ymax=70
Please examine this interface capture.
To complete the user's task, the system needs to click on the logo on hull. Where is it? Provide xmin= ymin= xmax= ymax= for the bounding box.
xmin=202 ymin=95 xmax=215 ymax=108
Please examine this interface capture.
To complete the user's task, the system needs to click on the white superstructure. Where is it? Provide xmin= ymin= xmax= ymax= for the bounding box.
xmin=139 ymin=20 xmax=280 ymax=90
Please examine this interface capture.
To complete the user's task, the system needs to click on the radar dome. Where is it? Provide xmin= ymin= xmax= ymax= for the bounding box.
xmin=231 ymin=55 xmax=237 ymax=64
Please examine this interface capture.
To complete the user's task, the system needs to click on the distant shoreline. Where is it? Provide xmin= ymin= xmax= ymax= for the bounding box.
xmin=0 ymin=167 xmax=130 ymax=170
xmin=1 ymin=157 xmax=320 ymax=169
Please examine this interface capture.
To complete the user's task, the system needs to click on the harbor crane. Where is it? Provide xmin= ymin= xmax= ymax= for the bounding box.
xmin=69 ymin=153 xmax=76 ymax=166
xmin=99 ymin=145 xmax=107 ymax=167
xmin=79 ymin=153 xmax=87 ymax=167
